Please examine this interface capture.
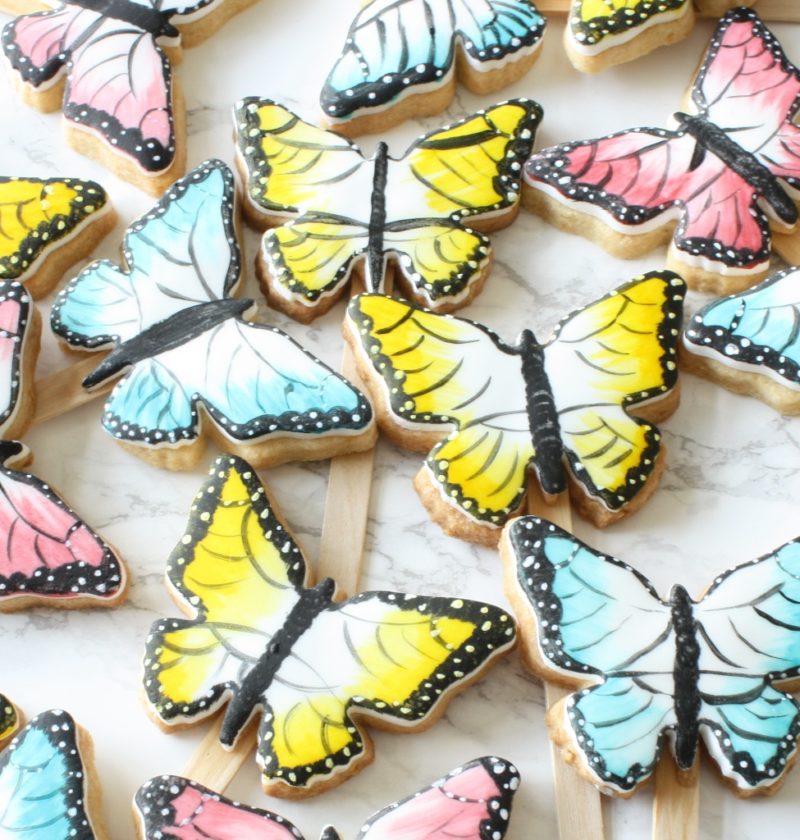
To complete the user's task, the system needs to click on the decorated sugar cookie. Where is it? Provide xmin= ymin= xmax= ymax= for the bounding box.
xmin=135 ymin=756 xmax=520 ymax=839
xmin=142 ymin=455 xmax=516 ymax=797
xmin=501 ymin=516 xmax=800 ymax=797
xmin=525 ymin=8 xmax=800 ymax=295
xmin=234 ymin=98 xmax=542 ymax=323
xmin=0 ymin=176 xmax=113 ymax=298
xmin=50 ymin=160 xmax=375 ymax=471
xmin=2 ymin=0 xmax=257 ymax=195
xmin=0 ymin=709 xmax=107 ymax=838
xmin=0 ymin=695 xmax=19 ymax=747
xmin=0 ymin=281 xmax=39 ymax=440
xmin=0 ymin=440 xmax=128 ymax=611
xmin=564 ymin=1 xmax=758 ymax=73
xmin=321 ymin=0 xmax=545 ymax=135
xmin=344 ymin=272 xmax=685 ymax=545
xmin=682 ymin=265 xmax=800 ymax=415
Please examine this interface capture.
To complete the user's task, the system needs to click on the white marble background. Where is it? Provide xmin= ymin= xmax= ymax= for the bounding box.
xmin=1 ymin=3 xmax=799 ymax=838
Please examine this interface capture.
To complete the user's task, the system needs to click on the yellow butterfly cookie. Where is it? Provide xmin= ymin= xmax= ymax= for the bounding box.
xmin=345 ymin=272 xmax=686 ymax=545
xmin=143 ymin=455 xmax=516 ymax=797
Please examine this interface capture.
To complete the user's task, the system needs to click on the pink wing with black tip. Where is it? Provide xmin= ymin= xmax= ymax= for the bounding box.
xmin=357 ymin=757 xmax=520 ymax=840
xmin=0 ymin=441 xmax=126 ymax=608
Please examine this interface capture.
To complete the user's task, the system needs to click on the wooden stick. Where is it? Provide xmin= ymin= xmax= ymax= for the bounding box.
xmin=526 ymin=483 xmax=606 ymax=840
xmin=32 ymin=355 xmax=108 ymax=427
xmin=534 ymin=0 xmax=798 ymax=20
xmin=652 ymin=759 xmax=700 ymax=840
xmin=180 ymin=716 xmax=257 ymax=790
xmin=772 ymin=233 xmax=800 ymax=267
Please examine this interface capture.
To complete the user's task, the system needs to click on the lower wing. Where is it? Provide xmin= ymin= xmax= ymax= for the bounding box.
xmin=0 ymin=283 xmax=30 ymax=432
xmin=259 ymin=593 xmax=515 ymax=791
xmin=568 ymin=0 xmax=689 ymax=51
xmin=135 ymin=775 xmax=304 ymax=840
xmin=101 ymin=317 xmax=373 ymax=447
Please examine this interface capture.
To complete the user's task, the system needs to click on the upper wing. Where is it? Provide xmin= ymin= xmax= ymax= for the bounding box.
xmin=0 ymin=694 xmax=18 ymax=747
xmin=258 ymin=593 xmax=515 ymax=792
xmin=51 ymin=161 xmax=239 ymax=347
xmin=0 ymin=282 xmax=30 ymax=435
xmin=320 ymin=0 xmax=544 ymax=120
xmin=568 ymin=0 xmax=689 ymax=51
xmin=135 ymin=775 xmax=304 ymax=840
xmin=0 ymin=443 xmax=127 ymax=609
xmin=0 ymin=177 xmax=110 ymax=285
xmin=0 ymin=710 xmax=96 ymax=840
xmin=504 ymin=517 xmax=672 ymax=679
xmin=143 ymin=455 xmax=306 ymax=726
xmin=234 ymin=98 xmax=370 ymax=219
xmin=387 ymin=100 xmax=541 ymax=223
xmin=683 ymin=266 xmax=800 ymax=387
xmin=358 ymin=756 xmax=519 ymax=840
xmin=544 ymin=272 xmax=684 ymax=513
xmin=63 ymin=19 xmax=174 ymax=173
xmin=101 ymin=317 xmax=373 ymax=446
xmin=694 ymin=8 xmax=800 ymax=188
xmin=347 ymin=294 xmax=534 ymax=526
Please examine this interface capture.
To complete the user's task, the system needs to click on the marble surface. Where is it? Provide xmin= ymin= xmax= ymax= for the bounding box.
xmin=1 ymin=3 xmax=800 ymax=839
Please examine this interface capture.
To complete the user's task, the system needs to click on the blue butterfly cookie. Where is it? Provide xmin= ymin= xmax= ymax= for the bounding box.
xmin=51 ymin=159 xmax=375 ymax=470
xmin=501 ymin=516 xmax=800 ymax=797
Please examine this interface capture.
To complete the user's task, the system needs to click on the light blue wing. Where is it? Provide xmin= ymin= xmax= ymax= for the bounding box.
xmin=0 ymin=709 xmax=95 ymax=839
xmin=101 ymin=318 xmax=373 ymax=446
xmin=50 ymin=160 xmax=240 ymax=348
xmin=320 ymin=0 xmax=545 ymax=120
xmin=683 ymin=266 xmax=800 ymax=386
xmin=505 ymin=517 xmax=672 ymax=678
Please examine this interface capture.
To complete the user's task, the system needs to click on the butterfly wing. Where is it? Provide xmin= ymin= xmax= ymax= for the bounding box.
xmin=135 ymin=775 xmax=304 ymax=840
xmin=320 ymin=0 xmax=545 ymax=121
xmin=503 ymin=516 xmax=675 ymax=793
xmin=357 ymin=756 xmax=519 ymax=840
xmin=0 ymin=282 xmax=31 ymax=437
xmin=143 ymin=456 xmax=308 ymax=727
xmin=0 ymin=710 xmax=98 ymax=839
xmin=0 ymin=443 xmax=127 ymax=610
xmin=257 ymin=593 xmax=515 ymax=792
xmin=683 ymin=266 xmax=800 ymax=391
xmin=0 ymin=177 xmax=110 ymax=286
xmin=346 ymin=294 xmax=534 ymax=540
xmin=0 ymin=695 xmax=18 ymax=747
xmin=51 ymin=160 xmax=239 ymax=350
xmin=100 ymin=317 xmax=373 ymax=449
xmin=690 ymin=538 xmax=800 ymax=791
xmin=543 ymin=272 xmax=684 ymax=518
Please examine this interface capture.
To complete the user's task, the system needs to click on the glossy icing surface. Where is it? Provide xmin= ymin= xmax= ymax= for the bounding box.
xmin=50 ymin=160 xmax=372 ymax=450
xmin=526 ymin=8 xmax=800 ymax=278
xmin=506 ymin=516 xmax=800 ymax=795
xmin=134 ymin=756 xmax=519 ymax=839
xmin=0 ymin=177 xmax=108 ymax=282
xmin=0 ymin=696 xmax=17 ymax=746
xmin=0 ymin=709 xmax=96 ymax=839
xmin=234 ymin=99 xmax=541 ymax=315
xmin=683 ymin=265 xmax=800 ymax=391
xmin=321 ymin=0 xmax=545 ymax=121
xmin=346 ymin=272 xmax=684 ymax=531
xmin=0 ymin=440 xmax=127 ymax=607
xmin=568 ymin=0 xmax=689 ymax=52
xmin=142 ymin=455 xmax=516 ymax=792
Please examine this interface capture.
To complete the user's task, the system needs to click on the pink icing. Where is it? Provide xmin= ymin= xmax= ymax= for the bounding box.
xmin=0 ymin=300 xmax=21 ymax=335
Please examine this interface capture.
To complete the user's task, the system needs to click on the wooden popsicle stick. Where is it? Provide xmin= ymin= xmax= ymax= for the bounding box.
xmin=526 ymin=482 xmax=606 ymax=840
xmin=32 ymin=355 xmax=109 ymax=427
xmin=772 ymin=233 xmax=800 ymax=267
xmin=652 ymin=758 xmax=700 ymax=840
xmin=180 ymin=715 xmax=256 ymax=790
xmin=534 ymin=0 xmax=798 ymax=20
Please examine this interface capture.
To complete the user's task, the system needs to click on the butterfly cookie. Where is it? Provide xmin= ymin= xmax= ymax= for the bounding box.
xmin=0 ymin=176 xmax=113 ymax=298
xmin=2 ymin=0 xmax=258 ymax=194
xmin=502 ymin=516 xmax=800 ymax=798
xmin=321 ymin=0 xmax=546 ymax=136
xmin=135 ymin=756 xmax=520 ymax=839
xmin=564 ymin=1 xmax=757 ymax=73
xmin=142 ymin=454 xmax=516 ymax=797
xmin=0 ymin=281 xmax=39 ymax=440
xmin=0 ymin=440 xmax=128 ymax=611
xmin=682 ymin=265 xmax=800 ymax=415
xmin=50 ymin=160 xmax=375 ymax=471
xmin=525 ymin=8 xmax=799 ymax=295
xmin=234 ymin=98 xmax=542 ymax=323
xmin=0 ymin=709 xmax=107 ymax=838
xmin=345 ymin=271 xmax=685 ymax=545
